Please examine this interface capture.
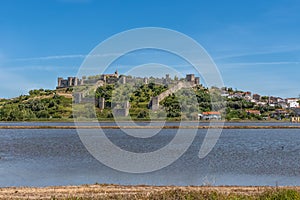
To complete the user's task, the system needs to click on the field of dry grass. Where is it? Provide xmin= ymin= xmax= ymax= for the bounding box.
xmin=1 ymin=184 xmax=300 ymax=200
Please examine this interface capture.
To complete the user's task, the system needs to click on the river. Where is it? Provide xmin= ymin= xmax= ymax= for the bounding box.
xmin=0 ymin=123 xmax=300 ymax=187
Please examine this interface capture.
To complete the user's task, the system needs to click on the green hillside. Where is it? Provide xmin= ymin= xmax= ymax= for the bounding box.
xmin=0 ymin=84 xmax=290 ymax=121
xmin=0 ymin=89 xmax=73 ymax=121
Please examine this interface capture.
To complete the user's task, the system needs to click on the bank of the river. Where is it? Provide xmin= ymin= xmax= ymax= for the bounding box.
xmin=0 ymin=118 xmax=293 ymax=123
xmin=0 ymin=125 xmax=300 ymax=129
xmin=1 ymin=184 xmax=300 ymax=200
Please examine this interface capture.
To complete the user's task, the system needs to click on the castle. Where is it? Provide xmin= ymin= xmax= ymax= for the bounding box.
xmin=57 ymin=70 xmax=200 ymax=89
xmin=57 ymin=70 xmax=119 ymax=89
xmin=57 ymin=77 xmax=84 ymax=88
xmin=58 ymin=70 xmax=201 ymax=117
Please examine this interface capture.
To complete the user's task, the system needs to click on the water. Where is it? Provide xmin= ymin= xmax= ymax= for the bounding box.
xmin=1 ymin=127 xmax=300 ymax=187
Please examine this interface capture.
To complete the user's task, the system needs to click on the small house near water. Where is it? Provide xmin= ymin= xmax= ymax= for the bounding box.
xmin=198 ymin=111 xmax=221 ymax=120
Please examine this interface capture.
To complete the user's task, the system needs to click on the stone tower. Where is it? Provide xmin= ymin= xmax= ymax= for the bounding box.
xmin=195 ymin=77 xmax=200 ymax=85
xmin=143 ymin=77 xmax=148 ymax=84
xmin=98 ymin=97 xmax=105 ymax=110
xmin=67 ymin=77 xmax=73 ymax=87
xmin=150 ymin=96 xmax=160 ymax=110
xmin=57 ymin=77 xmax=63 ymax=88
xmin=120 ymin=76 xmax=126 ymax=84
xmin=186 ymin=74 xmax=195 ymax=82
xmin=74 ymin=77 xmax=78 ymax=86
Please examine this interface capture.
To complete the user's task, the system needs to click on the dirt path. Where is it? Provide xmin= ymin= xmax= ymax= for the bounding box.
xmin=1 ymin=184 xmax=300 ymax=200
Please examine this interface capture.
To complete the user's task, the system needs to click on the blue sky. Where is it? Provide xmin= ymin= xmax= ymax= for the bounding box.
xmin=1 ymin=0 xmax=300 ymax=98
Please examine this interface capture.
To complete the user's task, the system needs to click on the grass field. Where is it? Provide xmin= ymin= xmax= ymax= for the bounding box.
xmin=1 ymin=184 xmax=300 ymax=200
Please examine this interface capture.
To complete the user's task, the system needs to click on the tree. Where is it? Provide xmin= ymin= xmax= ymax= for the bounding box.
xmin=36 ymin=110 xmax=50 ymax=118
xmin=137 ymin=109 xmax=148 ymax=118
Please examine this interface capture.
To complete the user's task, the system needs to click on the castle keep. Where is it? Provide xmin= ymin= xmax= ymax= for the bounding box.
xmin=57 ymin=77 xmax=84 ymax=88
xmin=57 ymin=70 xmax=119 ymax=89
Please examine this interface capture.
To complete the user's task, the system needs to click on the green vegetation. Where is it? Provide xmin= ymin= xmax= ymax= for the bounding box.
xmin=50 ymin=189 xmax=300 ymax=200
xmin=0 ymin=89 xmax=72 ymax=121
xmin=94 ymin=83 xmax=168 ymax=120
xmin=161 ymin=87 xmax=204 ymax=120
xmin=0 ymin=83 xmax=292 ymax=121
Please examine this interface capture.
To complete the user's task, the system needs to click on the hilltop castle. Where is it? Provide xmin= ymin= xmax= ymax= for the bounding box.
xmin=57 ymin=70 xmax=201 ymax=117
xmin=56 ymin=70 xmax=119 ymax=89
xmin=56 ymin=70 xmax=200 ymax=89
xmin=57 ymin=77 xmax=84 ymax=88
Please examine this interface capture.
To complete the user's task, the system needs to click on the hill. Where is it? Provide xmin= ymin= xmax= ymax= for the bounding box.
xmin=0 ymin=84 xmax=294 ymax=121
xmin=0 ymin=89 xmax=73 ymax=121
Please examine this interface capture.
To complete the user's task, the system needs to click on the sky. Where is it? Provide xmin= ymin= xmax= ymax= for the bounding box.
xmin=1 ymin=0 xmax=300 ymax=98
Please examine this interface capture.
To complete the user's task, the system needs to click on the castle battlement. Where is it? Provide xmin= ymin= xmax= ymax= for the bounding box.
xmin=57 ymin=70 xmax=200 ymax=89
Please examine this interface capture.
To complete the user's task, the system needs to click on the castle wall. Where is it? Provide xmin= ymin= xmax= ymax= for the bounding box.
xmin=113 ymin=108 xmax=129 ymax=117
xmin=57 ymin=77 xmax=84 ymax=89
xmin=149 ymin=81 xmax=194 ymax=110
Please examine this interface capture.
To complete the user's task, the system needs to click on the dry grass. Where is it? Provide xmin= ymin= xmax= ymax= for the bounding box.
xmin=1 ymin=184 xmax=300 ymax=200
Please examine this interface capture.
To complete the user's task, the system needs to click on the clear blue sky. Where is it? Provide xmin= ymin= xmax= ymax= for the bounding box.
xmin=1 ymin=0 xmax=300 ymax=98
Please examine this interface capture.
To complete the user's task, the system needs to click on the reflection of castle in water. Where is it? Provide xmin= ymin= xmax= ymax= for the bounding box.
xmin=59 ymin=70 xmax=200 ymax=117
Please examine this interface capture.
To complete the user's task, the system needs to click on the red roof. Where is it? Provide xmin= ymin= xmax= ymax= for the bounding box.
xmin=203 ymin=111 xmax=221 ymax=115
xmin=246 ymin=110 xmax=261 ymax=115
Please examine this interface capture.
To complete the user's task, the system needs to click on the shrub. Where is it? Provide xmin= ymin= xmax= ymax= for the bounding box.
xmin=137 ymin=110 xmax=148 ymax=119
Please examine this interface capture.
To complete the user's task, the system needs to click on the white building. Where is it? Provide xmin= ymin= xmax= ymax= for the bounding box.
xmin=286 ymin=98 xmax=300 ymax=108
xmin=278 ymin=102 xmax=288 ymax=109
